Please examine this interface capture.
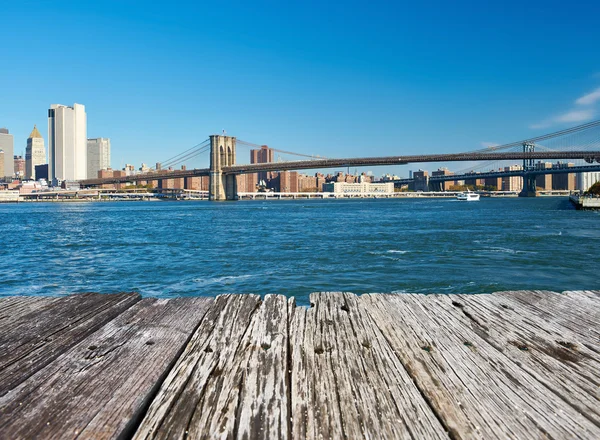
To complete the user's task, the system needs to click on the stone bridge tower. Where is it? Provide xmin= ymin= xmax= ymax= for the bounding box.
xmin=209 ymin=135 xmax=237 ymax=200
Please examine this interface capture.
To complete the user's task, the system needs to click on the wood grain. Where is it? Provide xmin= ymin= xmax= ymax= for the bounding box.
xmin=0 ymin=292 xmax=140 ymax=395
xmin=290 ymin=292 xmax=448 ymax=440
xmin=0 ymin=297 xmax=212 ymax=439
xmin=361 ymin=293 xmax=600 ymax=439
xmin=1 ymin=291 xmax=599 ymax=439
xmin=450 ymin=291 xmax=600 ymax=425
xmin=133 ymin=294 xmax=262 ymax=439
xmin=0 ymin=296 xmax=59 ymax=327
xmin=494 ymin=290 xmax=600 ymax=349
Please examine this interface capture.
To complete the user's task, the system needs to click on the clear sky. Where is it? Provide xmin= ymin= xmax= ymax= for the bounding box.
xmin=1 ymin=0 xmax=599 ymax=175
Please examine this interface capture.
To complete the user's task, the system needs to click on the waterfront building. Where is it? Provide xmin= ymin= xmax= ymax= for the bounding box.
xmin=413 ymin=169 xmax=429 ymax=192
xmin=0 ymin=150 xmax=3 ymax=179
xmin=172 ymin=166 xmax=185 ymax=189
xmin=552 ymin=162 xmax=575 ymax=190
xmin=381 ymin=173 xmax=400 ymax=182
xmin=463 ymin=172 xmax=485 ymax=187
xmin=123 ymin=163 xmax=135 ymax=176
xmin=87 ymin=138 xmax=110 ymax=179
xmin=279 ymin=171 xmax=298 ymax=193
xmin=432 ymin=167 xmax=455 ymax=191
xmin=0 ymin=128 xmax=14 ymax=178
xmin=236 ymin=173 xmax=258 ymax=192
xmin=14 ymin=156 xmax=25 ymax=178
xmin=322 ymin=181 xmax=394 ymax=194
xmin=484 ymin=170 xmax=503 ymax=191
xmin=577 ymin=171 xmax=600 ymax=191
xmin=315 ymin=173 xmax=327 ymax=191
xmin=535 ymin=162 xmax=553 ymax=190
xmin=250 ymin=145 xmax=274 ymax=184
xmin=35 ymin=164 xmax=49 ymax=181
xmin=298 ymin=174 xmax=318 ymax=192
xmin=25 ymin=125 xmax=46 ymax=180
xmin=184 ymin=176 xmax=206 ymax=191
xmin=502 ymin=165 xmax=523 ymax=191
xmin=48 ymin=103 xmax=87 ymax=183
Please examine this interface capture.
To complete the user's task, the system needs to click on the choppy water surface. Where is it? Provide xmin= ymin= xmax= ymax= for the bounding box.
xmin=1 ymin=198 xmax=598 ymax=305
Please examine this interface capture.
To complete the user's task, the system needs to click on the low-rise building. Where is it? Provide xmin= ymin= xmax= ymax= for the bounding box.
xmin=322 ymin=181 xmax=394 ymax=194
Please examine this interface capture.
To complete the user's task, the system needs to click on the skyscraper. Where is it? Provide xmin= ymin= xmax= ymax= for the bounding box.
xmin=87 ymin=138 xmax=111 ymax=178
xmin=26 ymin=125 xmax=46 ymax=180
xmin=250 ymin=145 xmax=274 ymax=185
xmin=48 ymin=103 xmax=87 ymax=182
xmin=0 ymin=128 xmax=14 ymax=178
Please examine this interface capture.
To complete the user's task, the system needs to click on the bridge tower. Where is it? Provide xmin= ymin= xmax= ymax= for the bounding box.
xmin=209 ymin=135 xmax=237 ymax=201
xmin=519 ymin=142 xmax=537 ymax=197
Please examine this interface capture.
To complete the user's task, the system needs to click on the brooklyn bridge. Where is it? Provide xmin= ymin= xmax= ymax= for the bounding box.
xmin=80 ymin=120 xmax=600 ymax=200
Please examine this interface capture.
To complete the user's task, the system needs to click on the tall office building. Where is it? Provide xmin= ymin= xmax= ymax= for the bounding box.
xmin=26 ymin=125 xmax=46 ymax=180
xmin=87 ymin=138 xmax=111 ymax=178
xmin=48 ymin=103 xmax=87 ymax=182
xmin=0 ymin=128 xmax=14 ymax=178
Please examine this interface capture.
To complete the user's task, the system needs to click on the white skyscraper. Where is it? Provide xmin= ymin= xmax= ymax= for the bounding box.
xmin=48 ymin=103 xmax=87 ymax=182
xmin=0 ymin=128 xmax=14 ymax=178
xmin=87 ymin=138 xmax=111 ymax=178
xmin=26 ymin=125 xmax=46 ymax=180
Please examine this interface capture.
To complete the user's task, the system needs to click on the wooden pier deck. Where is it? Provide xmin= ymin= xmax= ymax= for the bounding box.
xmin=0 ymin=290 xmax=598 ymax=439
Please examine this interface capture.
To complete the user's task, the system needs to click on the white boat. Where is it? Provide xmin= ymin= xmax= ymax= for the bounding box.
xmin=456 ymin=191 xmax=480 ymax=201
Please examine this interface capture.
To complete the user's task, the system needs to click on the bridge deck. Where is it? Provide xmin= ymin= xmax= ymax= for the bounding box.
xmin=0 ymin=290 xmax=598 ymax=439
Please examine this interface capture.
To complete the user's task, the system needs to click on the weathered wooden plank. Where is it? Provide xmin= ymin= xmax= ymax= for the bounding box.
xmin=0 ymin=297 xmax=212 ymax=439
xmin=564 ymin=290 xmax=600 ymax=300
xmin=227 ymin=294 xmax=289 ymax=440
xmin=290 ymin=292 xmax=448 ymax=440
xmin=0 ymin=296 xmax=59 ymax=327
xmin=133 ymin=294 xmax=262 ymax=439
xmin=493 ymin=290 xmax=600 ymax=349
xmin=361 ymin=293 xmax=600 ymax=439
xmin=442 ymin=293 xmax=600 ymax=426
xmin=0 ymin=292 xmax=141 ymax=395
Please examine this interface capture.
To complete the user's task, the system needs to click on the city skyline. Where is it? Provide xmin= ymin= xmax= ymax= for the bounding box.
xmin=1 ymin=1 xmax=599 ymax=175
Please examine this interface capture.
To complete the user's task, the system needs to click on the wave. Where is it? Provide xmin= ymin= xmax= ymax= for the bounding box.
xmin=192 ymin=275 xmax=253 ymax=286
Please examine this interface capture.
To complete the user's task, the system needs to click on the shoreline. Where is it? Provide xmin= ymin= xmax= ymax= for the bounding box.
xmin=0 ymin=190 xmax=575 ymax=204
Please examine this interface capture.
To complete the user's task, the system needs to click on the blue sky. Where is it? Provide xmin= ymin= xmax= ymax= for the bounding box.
xmin=1 ymin=0 xmax=599 ymax=175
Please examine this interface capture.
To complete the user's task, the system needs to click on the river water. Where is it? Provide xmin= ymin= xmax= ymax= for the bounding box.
xmin=1 ymin=197 xmax=598 ymax=305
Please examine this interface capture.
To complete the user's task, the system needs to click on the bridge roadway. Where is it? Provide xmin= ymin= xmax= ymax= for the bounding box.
xmin=80 ymin=150 xmax=600 ymax=187
xmin=425 ymin=164 xmax=600 ymax=183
